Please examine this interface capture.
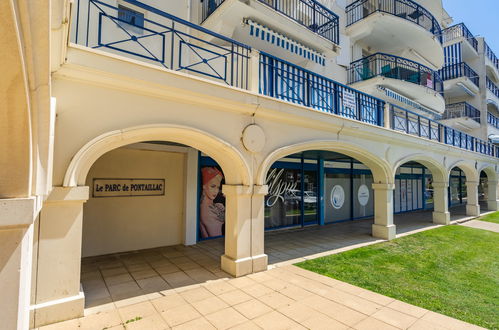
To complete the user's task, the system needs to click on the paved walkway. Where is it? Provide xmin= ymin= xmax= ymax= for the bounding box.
xmin=36 ymin=207 xmax=489 ymax=329
xmin=460 ymin=220 xmax=499 ymax=233
xmin=38 ymin=265 xmax=484 ymax=330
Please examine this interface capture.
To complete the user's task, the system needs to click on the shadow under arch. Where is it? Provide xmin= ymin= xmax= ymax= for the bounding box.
xmin=392 ymin=153 xmax=448 ymax=182
xmin=63 ymin=124 xmax=252 ymax=187
xmin=256 ymin=140 xmax=393 ymax=186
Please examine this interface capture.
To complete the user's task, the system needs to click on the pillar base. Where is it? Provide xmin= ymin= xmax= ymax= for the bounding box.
xmin=466 ymin=204 xmax=480 ymax=217
xmin=487 ymin=200 xmax=499 ymax=211
xmin=30 ymin=291 xmax=84 ymax=328
xmin=432 ymin=211 xmax=450 ymax=225
xmin=251 ymin=254 xmax=268 ymax=273
xmin=221 ymin=254 xmax=268 ymax=277
xmin=372 ymin=224 xmax=396 ymax=240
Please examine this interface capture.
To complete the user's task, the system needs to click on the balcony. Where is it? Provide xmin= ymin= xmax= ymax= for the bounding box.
xmin=70 ymin=0 xmax=499 ymax=159
xmin=485 ymin=42 xmax=499 ymax=82
xmin=439 ymin=62 xmax=479 ymax=97
xmin=346 ymin=0 xmax=444 ymax=69
xmin=487 ymin=77 xmax=499 ymax=106
xmin=441 ymin=102 xmax=481 ymax=131
xmin=488 ymin=112 xmax=499 ymax=130
xmin=347 ymin=53 xmax=445 ymax=114
xmin=199 ymin=0 xmax=340 ymax=56
xmin=442 ymin=23 xmax=478 ymax=60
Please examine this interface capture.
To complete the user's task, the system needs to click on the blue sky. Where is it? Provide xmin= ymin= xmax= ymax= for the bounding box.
xmin=442 ymin=0 xmax=499 ymax=52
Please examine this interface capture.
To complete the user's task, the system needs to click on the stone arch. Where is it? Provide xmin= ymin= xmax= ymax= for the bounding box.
xmin=63 ymin=124 xmax=251 ymax=187
xmin=447 ymin=160 xmax=479 ymax=183
xmin=392 ymin=153 xmax=447 ymax=182
xmin=478 ymin=164 xmax=499 ymax=182
xmin=256 ymin=140 xmax=393 ymax=186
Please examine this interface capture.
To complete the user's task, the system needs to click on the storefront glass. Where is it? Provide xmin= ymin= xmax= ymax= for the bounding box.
xmin=264 ymin=165 xmax=318 ymax=230
xmin=324 ymin=173 xmax=351 ymax=223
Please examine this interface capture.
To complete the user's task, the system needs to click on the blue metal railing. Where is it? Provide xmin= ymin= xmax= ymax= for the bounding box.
xmin=442 ymin=102 xmax=481 ymax=123
xmin=442 ymin=23 xmax=478 ymax=52
xmin=485 ymin=42 xmax=499 ymax=72
xmin=487 ymin=77 xmax=499 ymax=99
xmin=391 ymin=104 xmax=441 ymax=141
xmin=346 ymin=0 xmax=442 ymax=43
xmin=200 ymin=0 xmax=340 ymax=44
xmin=71 ymin=1 xmax=499 ymax=158
xmin=439 ymin=62 xmax=479 ymax=87
xmin=390 ymin=104 xmax=497 ymax=157
xmin=260 ymin=52 xmax=385 ymax=126
xmin=488 ymin=112 xmax=499 ymax=129
xmin=348 ymin=53 xmax=443 ymax=93
xmin=73 ymin=0 xmax=251 ymax=89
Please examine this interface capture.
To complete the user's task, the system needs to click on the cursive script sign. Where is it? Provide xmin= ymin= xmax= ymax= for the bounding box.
xmin=265 ymin=168 xmax=298 ymax=207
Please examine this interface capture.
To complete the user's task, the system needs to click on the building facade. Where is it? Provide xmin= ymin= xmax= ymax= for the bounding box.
xmin=1 ymin=0 xmax=499 ymax=328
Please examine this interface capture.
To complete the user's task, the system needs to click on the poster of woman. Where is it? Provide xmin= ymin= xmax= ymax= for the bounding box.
xmin=199 ymin=167 xmax=225 ymax=238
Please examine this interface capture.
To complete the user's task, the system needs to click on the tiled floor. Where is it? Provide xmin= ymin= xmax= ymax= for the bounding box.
xmin=39 ymin=265 xmax=484 ymax=330
xmin=38 ymin=206 xmax=488 ymax=329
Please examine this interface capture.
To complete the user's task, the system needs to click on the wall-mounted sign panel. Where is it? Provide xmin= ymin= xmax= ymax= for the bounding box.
xmin=342 ymin=90 xmax=357 ymax=111
xmin=93 ymin=179 xmax=165 ymax=197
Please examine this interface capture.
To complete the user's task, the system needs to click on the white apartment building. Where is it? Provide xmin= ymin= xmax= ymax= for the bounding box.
xmin=1 ymin=0 xmax=499 ymax=328
xmin=438 ymin=23 xmax=499 ymax=142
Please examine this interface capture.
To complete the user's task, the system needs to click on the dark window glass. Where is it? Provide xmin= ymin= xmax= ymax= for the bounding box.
xmin=118 ymin=5 xmax=144 ymax=28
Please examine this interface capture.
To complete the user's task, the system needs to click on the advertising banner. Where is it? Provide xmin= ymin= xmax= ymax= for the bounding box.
xmin=199 ymin=167 xmax=225 ymax=238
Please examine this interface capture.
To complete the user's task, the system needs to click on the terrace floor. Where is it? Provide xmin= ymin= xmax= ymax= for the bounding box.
xmin=37 ymin=206 xmax=489 ymax=330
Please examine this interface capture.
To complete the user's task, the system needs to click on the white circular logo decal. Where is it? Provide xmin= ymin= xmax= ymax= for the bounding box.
xmin=358 ymin=184 xmax=370 ymax=206
xmin=330 ymin=185 xmax=345 ymax=209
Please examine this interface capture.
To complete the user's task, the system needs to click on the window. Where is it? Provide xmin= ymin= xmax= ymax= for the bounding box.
xmin=118 ymin=5 xmax=144 ymax=28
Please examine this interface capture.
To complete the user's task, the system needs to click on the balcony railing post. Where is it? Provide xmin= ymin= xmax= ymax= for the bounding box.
xmin=248 ymin=50 xmax=260 ymax=93
xmin=306 ymin=72 xmax=311 ymax=107
xmin=269 ymin=56 xmax=275 ymax=98
xmin=333 ymin=83 xmax=339 ymax=115
xmin=356 ymin=93 xmax=361 ymax=121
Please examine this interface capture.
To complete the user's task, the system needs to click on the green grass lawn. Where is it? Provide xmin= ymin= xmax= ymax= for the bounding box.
xmin=296 ymin=226 xmax=499 ymax=329
xmin=478 ymin=211 xmax=499 ymax=224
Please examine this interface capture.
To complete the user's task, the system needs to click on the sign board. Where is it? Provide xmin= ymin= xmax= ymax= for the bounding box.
xmin=342 ymin=90 xmax=357 ymax=111
xmin=426 ymin=73 xmax=433 ymax=89
xmin=358 ymin=184 xmax=370 ymax=206
xmin=93 ymin=179 xmax=165 ymax=197
xmin=330 ymin=185 xmax=345 ymax=209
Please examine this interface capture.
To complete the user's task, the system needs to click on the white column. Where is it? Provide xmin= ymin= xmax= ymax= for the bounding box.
xmin=0 ymin=197 xmax=36 ymax=330
xmin=250 ymin=185 xmax=268 ymax=273
xmin=432 ymin=181 xmax=450 ymax=225
xmin=31 ymin=187 xmax=88 ymax=328
xmin=384 ymin=103 xmax=391 ymax=129
xmin=487 ymin=180 xmax=499 ymax=211
xmin=466 ymin=181 xmax=480 ymax=216
xmin=221 ymin=185 xmax=268 ymax=277
xmin=372 ymin=183 xmax=396 ymax=240
xmin=248 ymin=50 xmax=260 ymax=94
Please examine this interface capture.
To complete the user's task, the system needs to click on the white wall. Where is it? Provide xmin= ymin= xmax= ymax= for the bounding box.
xmin=82 ymin=147 xmax=186 ymax=257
